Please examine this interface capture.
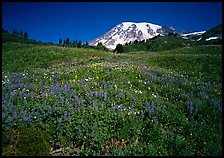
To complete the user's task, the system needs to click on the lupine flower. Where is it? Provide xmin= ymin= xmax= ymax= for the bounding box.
xmin=65 ymin=99 xmax=69 ymax=105
xmin=10 ymin=91 xmax=17 ymax=98
xmin=99 ymin=91 xmax=103 ymax=97
xmin=14 ymin=112 xmax=17 ymax=119
xmin=188 ymin=101 xmax=193 ymax=114
xmin=147 ymin=106 xmax=152 ymax=116
xmin=151 ymin=101 xmax=154 ymax=113
xmin=2 ymin=112 xmax=5 ymax=118
xmin=198 ymin=91 xmax=207 ymax=98
xmin=75 ymin=95 xmax=79 ymax=102
xmin=67 ymin=85 xmax=70 ymax=92
xmin=104 ymin=92 xmax=107 ymax=101
xmin=48 ymin=106 xmax=52 ymax=114
xmin=112 ymin=106 xmax=117 ymax=113
xmin=153 ymin=117 xmax=158 ymax=125
xmin=195 ymin=103 xmax=199 ymax=113
xmin=63 ymin=113 xmax=67 ymax=120
xmin=145 ymin=101 xmax=149 ymax=106
xmin=27 ymin=114 xmax=31 ymax=125
xmin=7 ymin=117 xmax=12 ymax=126
xmin=57 ymin=118 xmax=62 ymax=126
xmin=89 ymin=91 xmax=93 ymax=96
xmin=76 ymin=130 xmax=81 ymax=135
xmin=130 ymin=103 xmax=134 ymax=112
xmin=95 ymin=91 xmax=98 ymax=97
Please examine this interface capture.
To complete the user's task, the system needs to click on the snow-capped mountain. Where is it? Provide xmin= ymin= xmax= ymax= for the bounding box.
xmin=89 ymin=22 xmax=175 ymax=49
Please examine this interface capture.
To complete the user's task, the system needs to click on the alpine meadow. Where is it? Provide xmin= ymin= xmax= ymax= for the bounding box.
xmin=2 ymin=2 xmax=222 ymax=156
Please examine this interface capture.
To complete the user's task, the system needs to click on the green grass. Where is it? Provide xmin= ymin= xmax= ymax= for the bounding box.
xmin=2 ymin=41 xmax=222 ymax=156
xmin=123 ymin=35 xmax=197 ymax=52
xmin=2 ymin=42 xmax=112 ymax=72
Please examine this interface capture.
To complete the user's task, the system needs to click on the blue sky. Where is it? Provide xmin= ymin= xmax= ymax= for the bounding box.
xmin=2 ymin=2 xmax=222 ymax=44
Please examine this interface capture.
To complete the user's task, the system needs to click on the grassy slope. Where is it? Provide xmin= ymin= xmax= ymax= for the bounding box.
xmin=123 ymin=35 xmax=196 ymax=52
xmin=2 ymin=42 xmax=222 ymax=156
xmin=2 ymin=42 xmax=112 ymax=72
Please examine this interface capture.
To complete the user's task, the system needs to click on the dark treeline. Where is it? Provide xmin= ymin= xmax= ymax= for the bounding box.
xmin=2 ymin=27 xmax=55 ymax=45
xmin=58 ymin=37 xmax=89 ymax=48
xmin=2 ymin=27 xmax=29 ymax=40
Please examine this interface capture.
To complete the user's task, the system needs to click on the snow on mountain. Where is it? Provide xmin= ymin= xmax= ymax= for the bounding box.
xmin=180 ymin=31 xmax=206 ymax=37
xmin=89 ymin=22 xmax=175 ymax=49
xmin=205 ymin=36 xmax=218 ymax=41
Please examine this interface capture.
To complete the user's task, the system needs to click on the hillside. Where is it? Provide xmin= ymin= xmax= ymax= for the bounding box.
xmin=2 ymin=41 xmax=222 ymax=156
xmin=201 ymin=24 xmax=222 ymax=41
xmin=122 ymin=35 xmax=196 ymax=52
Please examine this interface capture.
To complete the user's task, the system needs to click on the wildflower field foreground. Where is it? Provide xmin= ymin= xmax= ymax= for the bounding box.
xmin=2 ymin=42 xmax=222 ymax=156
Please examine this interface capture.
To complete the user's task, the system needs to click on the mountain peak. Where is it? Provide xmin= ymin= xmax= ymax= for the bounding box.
xmin=89 ymin=21 xmax=175 ymax=49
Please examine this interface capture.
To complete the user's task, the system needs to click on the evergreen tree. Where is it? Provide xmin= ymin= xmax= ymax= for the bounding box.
xmin=20 ymin=31 xmax=23 ymax=38
xmin=73 ymin=40 xmax=78 ymax=47
xmin=13 ymin=28 xmax=15 ymax=35
xmin=65 ymin=37 xmax=70 ymax=46
xmin=114 ymin=44 xmax=123 ymax=53
xmin=77 ymin=40 xmax=82 ymax=48
xmin=2 ymin=27 xmax=9 ymax=33
xmin=59 ymin=38 xmax=62 ymax=45
xmin=97 ymin=42 xmax=102 ymax=46
xmin=134 ymin=40 xmax=138 ymax=44
xmin=24 ymin=32 xmax=28 ymax=40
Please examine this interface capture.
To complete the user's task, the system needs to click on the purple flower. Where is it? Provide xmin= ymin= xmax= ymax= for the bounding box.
xmin=145 ymin=101 xmax=149 ymax=106
xmin=7 ymin=117 xmax=12 ymax=126
xmin=20 ymin=110 xmax=24 ymax=116
xmin=67 ymin=85 xmax=70 ymax=92
xmin=104 ymin=92 xmax=107 ymax=101
xmin=147 ymin=106 xmax=152 ymax=116
xmin=76 ymin=130 xmax=81 ymax=135
xmin=10 ymin=91 xmax=17 ymax=98
xmin=109 ymin=85 xmax=113 ymax=90
xmin=99 ymin=91 xmax=103 ymax=97
xmin=2 ymin=112 xmax=5 ymax=118
xmin=89 ymin=91 xmax=93 ymax=96
xmin=75 ymin=95 xmax=79 ymax=102
xmin=112 ymin=106 xmax=117 ymax=113
xmin=27 ymin=114 xmax=31 ymax=125
xmin=120 ymin=105 xmax=127 ymax=111
xmin=63 ymin=113 xmax=67 ymax=120
xmin=19 ymin=91 xmax=24 ymax=100
xmin=153 ymin=117 xmax=158 ymax=125
xmin=48 ymin=106 xmax=52 ymax=114
xmin=65 ymin=99 xmax=69 ymax=105
xmin=198 ymin=92 xmax=207 ymax=98
xmin=14 ymin=112 xmax=17 ymax=119
xmin=151 ymin=101 xmax=154 ymax=113
xmin=130 ymin=103 xmax=134 ymax=112
xmin=57 ymin=118 xmax=62 ymax=126
xmin=95 ymin=91 xmax=98 ymax=97
xmin=187 ymin=101 xmax=193 ymax=114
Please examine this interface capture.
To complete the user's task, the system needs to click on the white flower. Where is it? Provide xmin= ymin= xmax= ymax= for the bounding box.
xmin=152 ymin=93 xmax=157 ymax=98
xmin=85 ymin=79 xmax=88 ymax=81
